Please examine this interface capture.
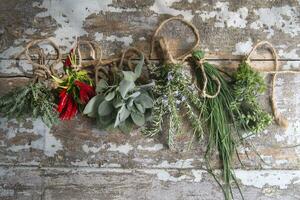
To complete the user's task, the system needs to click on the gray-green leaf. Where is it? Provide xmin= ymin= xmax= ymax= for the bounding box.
xmin=122 ymin=71 xmax=137 ymax=81
xmin=96 ymin=79 xmax=108 ymax=93
xmin=135 ymin=93 xmax=154 ymax=108
xmin=114 ymin=105 xmax=130 ymax=127
xmin=105 ymin=91 xmax=115 ymax=101
xmin=83 ymin=95 xmax=103 ymax=117
xmin=98 ymin=100 xmax=113 ymax=116
xmin=119 ymin=80 xmax=135 ymax=98
xmin=131 ymin=111 xmax=145 ymax=126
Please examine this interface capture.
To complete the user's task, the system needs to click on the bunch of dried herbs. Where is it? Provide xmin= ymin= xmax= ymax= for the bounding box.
xmin=83 ymin=53 xmax=154 ymax=133
xmin=0 ymin=82 xmax=58 ymax=127
xmin=231 ymin=60 xmax=272 ymax=133
xmin=143 ymin=62 xmax=204 ymax=148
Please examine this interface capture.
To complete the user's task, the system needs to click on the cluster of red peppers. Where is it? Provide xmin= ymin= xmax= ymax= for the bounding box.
xmin=53 ymin=49 xmax=95 ymax=120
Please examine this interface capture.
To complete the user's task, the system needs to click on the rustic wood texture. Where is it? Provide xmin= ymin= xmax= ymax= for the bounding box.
xmin=0 ymin=0 xmax=300 ymax=199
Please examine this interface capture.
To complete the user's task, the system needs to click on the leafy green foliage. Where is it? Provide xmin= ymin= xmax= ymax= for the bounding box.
xmin=143 ymin=63 xmax=205 ymax=148
xmin=191 ymin=50 xmax=242 ymax=200
xmin=0 ymin=83 xmax=58 ymax=127
xmin=231 ymin=60 xmax=272 ymax=133
xmin=83 ymin=54 xmax=154 ymax=133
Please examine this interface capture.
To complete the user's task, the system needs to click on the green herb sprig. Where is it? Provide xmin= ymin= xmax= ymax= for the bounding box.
xmin=0 ymin=82 xmax=58 ymax=127
xmin=231 ymin=60 xmax=272 ymax=133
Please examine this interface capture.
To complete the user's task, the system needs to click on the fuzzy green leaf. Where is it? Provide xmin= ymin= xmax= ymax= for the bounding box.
xmin=131 ymin=111 xmax=145 ymax=126
xmin=105 ymin=91 xmax=116 ymax=101
xmin=119 ymin=80 xmax=135 ymax=98
xmin=96 ymin=79 xmax=108 ymax=93
xmin=98 ymin=100 xmax=113 ymax=116
xmin=135 ymin=93 xmax=153 ymax=108
xmin=83 ymin=95 xmax=103 ymax=117
xmin=114 ymin=105 xmax=130 ymax=127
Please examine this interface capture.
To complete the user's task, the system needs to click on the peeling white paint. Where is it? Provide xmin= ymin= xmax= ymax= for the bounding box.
xmin=4 ymin=118 xmax=63 ymax=157
xmin=191 ymin=169 xmax=203 ymax=182
xmin=82 ymin=144 xmax=103 ymax=154
xmin=137 ymin=143 xmax=164 ymax=152
xmin=106 ymin=35 xmax=133 ymax=46
xmin=278 ymin=47 xmax=300 ymax=69
xmin=198 ymin=2 xmax=248 ymax=28
xmin=107 ymin=143 xmax=133 ymax=155
xmin=150 ymin=0 xmax=194 ymax=20
xmin=233 ymin=38 xmax=253 ymax=55
xmin=33 ymin=0 xmax=137 ymax=47
xmin=153 ymin=159 xmax=194 ymax=169
xmin=144 ymin=169 xmax=188 ymax=182
xmin=250 ymin=6 xmax=300 ymax=38
xmin=235 ymin=170 xmax=300 ymax=189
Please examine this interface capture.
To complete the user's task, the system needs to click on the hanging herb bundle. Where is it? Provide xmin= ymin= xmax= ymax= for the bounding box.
xmin=0 ymin=39 xmax=60 ymax=127
xmin=83 ymin=48 xmax=154 ymax=133
xmin=144 ymin=17 xmax=204 ymax=148
xmin=143 ymin=61 xmax=204 ymax=147
xmin=190 ymin=50 xmax=242 ymax=200
xmin=53 ymin=48 xmax=95 ymax=120
xmin=231 ymin=60 xmax=272 ymax=133
xmin=0 ymin=82 xmax=58 ymax=127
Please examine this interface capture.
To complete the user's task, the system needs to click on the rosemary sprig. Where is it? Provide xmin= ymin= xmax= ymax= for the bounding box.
xmin=0 ymin=82 xmax=58 ymax=127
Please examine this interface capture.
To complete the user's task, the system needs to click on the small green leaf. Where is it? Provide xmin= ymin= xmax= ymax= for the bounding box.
xmin=83 ymin=95 xmax=103 ymax=117
xmin=125 ymin=91 xmax=141 ymax=99
xmin=98 ymin=100 xmax=113 ymax=116
xmin=135 ymin=93 xmax=154 ymax=108
xmin=122 ymin=71 xmax=137 ymax=81
xmin=131 ymin=111 xmax=145 ymax=126
xmin=105 ymin=91 xmax=115 ymax=101
xmin=135 ymin=103 xmax=145 ymax=113
xmin=134 ymin=54 xmax=144 ymax=78
xmin=114 ymin=105 xmax=130 ymax=127
xmin=113 ymin=95 xmax=124 ymax=108
xmin=118 ymin=120 xmax=133 ymax=134
xmin=96 ymin=79 xmax=108 ymax=93
xmin=119 ymin=80 xmax=135 ymax=98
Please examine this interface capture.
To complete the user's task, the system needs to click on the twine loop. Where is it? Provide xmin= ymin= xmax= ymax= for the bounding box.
xmin=150 ymin=16 xmax=200 ymax=63
xmin=23 ymin=39 xmax=61 ymax=82
xmin=246 ymin=41 xmax=288 ymax=128
xmin=73 ymin=40 xmax=103 ymax=71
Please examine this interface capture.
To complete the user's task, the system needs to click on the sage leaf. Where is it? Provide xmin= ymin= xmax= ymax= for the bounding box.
xmin=105 ymin=91 xmax=115 ymax=101
xmin=131 ymin=111 xmax=145 ymax=126
xmin=98 ymin=100 xmax=113 ymax=116
xmin=119 ymin=80 xmax=135 ymax=98
xmin=83 ymin=95 xmax=103 ymax=117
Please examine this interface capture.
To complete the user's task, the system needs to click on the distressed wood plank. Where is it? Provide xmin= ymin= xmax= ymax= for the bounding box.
xmin=0 ymin=0 xmax=300 ymax=60
xmin=1 ymin=59 xmax=299 ymax=77
xmin=0 ymin=167 xmax=300 ymax=200
xmin=0 ymin=74 xmax=299 ymax=170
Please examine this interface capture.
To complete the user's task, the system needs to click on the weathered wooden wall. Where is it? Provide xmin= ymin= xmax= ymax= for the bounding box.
xmin=0 ymin=0 xmax=300 ymax=199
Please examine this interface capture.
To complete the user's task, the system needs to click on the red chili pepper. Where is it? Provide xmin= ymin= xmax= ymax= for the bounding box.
xmin=64 ymin=96 xmax=74 ymax=120
xmin=57 ymin=89 xmax=68 ymax=113
xmin=70 ymin=100 xmax=78 ymax=118
xmin=64 ymin=49 xmax=74 ymax=69
xmin=74 ymin=80 xmax=95 ymax=104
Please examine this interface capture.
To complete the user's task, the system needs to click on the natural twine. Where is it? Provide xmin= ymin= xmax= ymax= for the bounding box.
xmin=21 ymin=39 xmax=61 ymax=82
xmin=245 ymin=41 xmax=299 ymax=129
xmin=73 ymin=40 xmax=103 ymax=71
xmin=150 ymin=16 xmax=200 ymax=61
xmin=152 ymin=16 xmax=220 ymax=98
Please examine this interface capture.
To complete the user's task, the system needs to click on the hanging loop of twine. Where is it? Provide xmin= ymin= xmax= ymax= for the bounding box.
xmin=245 ymin=41 xmax=288 ymax=129
xmin=150 ymin=16 xmax=200 ymax=63
xmin=23 ymin=38 xmax=61 ymax=82
xmin=73 ymin=40 xmax=103 ymax=71
xmin=118 ymin=47 xmax=148 ymax=70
